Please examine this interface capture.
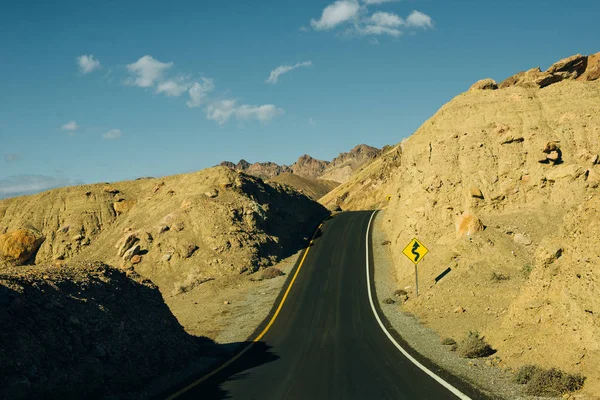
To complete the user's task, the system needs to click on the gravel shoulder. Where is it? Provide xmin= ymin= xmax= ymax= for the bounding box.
xmin=371 ymin=209 xmax=545 ymax=400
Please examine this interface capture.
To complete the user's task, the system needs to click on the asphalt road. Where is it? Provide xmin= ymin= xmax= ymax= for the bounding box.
xmin=173 ymin=211 xmax=478 ymax=400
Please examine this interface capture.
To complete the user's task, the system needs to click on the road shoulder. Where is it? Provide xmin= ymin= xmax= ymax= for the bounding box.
xmin=371 ymin=210 xmax=533 ymax=400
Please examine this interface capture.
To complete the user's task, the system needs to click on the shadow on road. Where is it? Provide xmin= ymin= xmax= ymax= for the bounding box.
xmin=171 ymin=340 xmax=279 ymax=400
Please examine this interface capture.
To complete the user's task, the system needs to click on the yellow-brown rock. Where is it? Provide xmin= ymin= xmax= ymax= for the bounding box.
xmin=455 ymin=211 xmax=485 ymax=238
xmin=0 ymin=228 xmax=45 ymax=265
xmin=113 ymin=200 xmax=137 ymax=215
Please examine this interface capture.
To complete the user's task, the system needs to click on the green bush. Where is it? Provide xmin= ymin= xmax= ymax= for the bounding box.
xmin=457 ymin=331 xmax=495 ymax=358
xmin=521 ymin=264 xmax=534 ymax=278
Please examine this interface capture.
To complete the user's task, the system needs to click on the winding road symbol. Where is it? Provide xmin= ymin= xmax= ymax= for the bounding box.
xmin=402 ymin=238 xmax=428 ymax=265
xmin=411 ymin=242 xmax=421 ymax=262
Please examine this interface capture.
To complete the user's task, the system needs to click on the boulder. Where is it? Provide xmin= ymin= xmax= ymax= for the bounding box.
xmin=469 ymin=79 xmax=498 ymax=91
xmin=116 ymin=233 xmax=139 ymax=257
xmin=123 ymin=245 xmax=141 ymax=262
xmin=205 ymin=189 xmax=219 ymax=198
xmin=103 ymin=186 xmax=119 ymax=194
xmin=130 ymin=255 xmax=142 ymax=265
xmin=513 ymin=233 xmax=532 ymax=246
xmin=0 ymin=228 xmax=45 ymax=266
xmin=455 ymin=211 xmax=485 ymax=238
xmin=113 ymin=200 xmax=136 ymax=216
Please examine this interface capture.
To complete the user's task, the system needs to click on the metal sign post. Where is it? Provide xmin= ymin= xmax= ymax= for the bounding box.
xmin=402 ymin=238 xmax=429 ymax=297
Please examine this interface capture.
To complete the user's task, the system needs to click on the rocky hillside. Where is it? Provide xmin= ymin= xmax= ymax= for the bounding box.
xmin=221 ymin=144 xmax=381 ymax=184
xmin=0 ymin=262 xmax=207 ymax=399
xmin=322 ymin=52 xmax=600 ymax=396
xmin=320 ymin=144 xmax=381 ymax=183
xmin=268 ymin=173 xmax=340 ymax=201
xmin=0 ymin=167 xmax=328 ymax=296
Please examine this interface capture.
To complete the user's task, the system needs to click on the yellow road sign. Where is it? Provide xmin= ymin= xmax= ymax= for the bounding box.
xmin=402 ymin=238 xmax=428 ymax=265
xmin=386 ymin=194 xmax=392 ymax=201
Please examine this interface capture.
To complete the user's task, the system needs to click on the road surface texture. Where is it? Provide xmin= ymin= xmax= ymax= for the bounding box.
xmin=171 ymin=211 xmax=487 ymax=400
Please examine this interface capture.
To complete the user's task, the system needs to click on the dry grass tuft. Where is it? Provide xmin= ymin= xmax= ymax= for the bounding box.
xmin=514 ymin=364 xmax=586 ymax=395
xmin=457 ymin=331 xmax=495 ymax=358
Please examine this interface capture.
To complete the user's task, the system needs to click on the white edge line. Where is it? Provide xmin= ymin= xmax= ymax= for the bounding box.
xmin=365 ymin=210 xmax=472 ymax=400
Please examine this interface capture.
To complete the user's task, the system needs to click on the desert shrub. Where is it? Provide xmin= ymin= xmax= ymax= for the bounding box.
xmin=457 ymin=331 xmax=495 ymax=358
xmin=441 ymin=337 xmax=456 ymax=346
xmin=514 ymin=364 xmax=542 ymax=384
xmin=490 ymin=272 xmax=510 ymax=282
xmin=171 ymin=273 xmax=214 ymax=295
xmin=521 ymin=264 xmax=534 ymax=278
xmin=394 ymin=289 xmax=408 ymax=297
xmin=260 ymin=267 xmax=285 ymax=280
xmin=382 ymin=298 xmax=395 ymax=304
xmin=523 ymin=366 xmax=586 ymax=396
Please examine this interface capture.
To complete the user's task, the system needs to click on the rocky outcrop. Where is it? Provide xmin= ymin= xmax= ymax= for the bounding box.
xmin=498 ymin=52 xmax=599 ymax=89
xmin=469 ymin=78 xmax=498 ymax=91
xmin=0 ymin=228 xmax=45 ymax=266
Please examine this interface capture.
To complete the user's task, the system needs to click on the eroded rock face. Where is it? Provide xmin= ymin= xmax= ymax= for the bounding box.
xmin=0 ymin=228 xmax=45 ymax=266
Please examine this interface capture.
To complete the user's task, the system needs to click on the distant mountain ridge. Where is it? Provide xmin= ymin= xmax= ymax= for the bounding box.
xmin=220 ymin=144 xmax=381 ymax=184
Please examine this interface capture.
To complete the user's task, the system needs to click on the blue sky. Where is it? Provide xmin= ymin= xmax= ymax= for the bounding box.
xmin=1 ymin=0 xmax=599 ymax=198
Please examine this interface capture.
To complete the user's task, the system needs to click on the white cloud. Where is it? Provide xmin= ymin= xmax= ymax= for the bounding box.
xmin=103 ymin=129 xmax=122 ymax=140
xmin=311 ymin=0 xmax=360 ymax=30
xmin=156 ymin=78 xmax=190 ymax=97
xmin=236 ymin=104 xmax=284 ymax=122
xmin=61 ymin=121 xmax=79 ymax=134
xmin=0 ymin=175 xmax=83 ymax=199
xmin=187 ymin=78 xmax=215 ymax=107
xmin=206 ymin=99 xmax=238 ymax=125
xmin=360 ymin=25 xmax=402 ymax=37
xmin=266 ymin=61 xmax=312 ymax=84
xmin=4 ymin=154 xmax=20 ymax=162
xmin=126 ymin=55 xmax=173 ymax=88
xmin=206 ymin=99 xmax=283 ymax=125
xmin=406 ymin=10 xmax=434 ymax=29
xmin=77 ymin=55 xmax=101 ymax=74
xmin=309 ymin=2 xmax=433 ymax=39
xmin=371 ymin=12 xmax=403 ymax=27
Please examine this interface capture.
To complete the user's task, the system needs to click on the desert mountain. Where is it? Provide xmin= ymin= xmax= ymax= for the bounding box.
xmin=220 ymin=144 xmax=381 ymax=184
xmin=268 ymin=173 xmax=340 ymax=201
xmin=322 ymin=52 xmax=600 ymax=396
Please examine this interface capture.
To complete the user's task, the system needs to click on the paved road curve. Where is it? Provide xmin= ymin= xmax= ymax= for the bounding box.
xmin=173 ymin=211 xmax=482 ymax=400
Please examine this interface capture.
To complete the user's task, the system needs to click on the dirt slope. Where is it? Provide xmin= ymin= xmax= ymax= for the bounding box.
xmin=0 ymin=167 xmax=328 ymax=296
xmin=268 ymin=173 xmax=340 ymax=200
xmin=321 ymin=52 xmax=600 ymax=397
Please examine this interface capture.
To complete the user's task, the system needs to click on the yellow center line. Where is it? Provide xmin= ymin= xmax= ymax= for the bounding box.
xmin=166 ymin=220 xmax=326 ymax=399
